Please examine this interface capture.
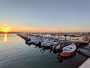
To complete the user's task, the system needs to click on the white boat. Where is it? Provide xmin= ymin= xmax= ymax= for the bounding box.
xmin=41 ymin=38 xmax=58 ymax=47
xmin=26 ymin=36 xmax=42 ymax=45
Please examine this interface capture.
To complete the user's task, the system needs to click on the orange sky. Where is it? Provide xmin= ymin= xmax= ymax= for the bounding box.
xmin=0 ymin=25 xmax=82 ymax=32
xmin=0 ymin=25 xmax=63 ymax=32
xmin=0 ymin=21 xmax=86 ymax=32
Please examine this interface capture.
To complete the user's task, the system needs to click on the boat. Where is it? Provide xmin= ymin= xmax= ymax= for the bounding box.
xmin=59 ymin=43 xmax=77 ymax=59
xmin=25 ymin=36 xmax=42 ymax=46
xmin=41 ymin=38 xmax=58 ymax=49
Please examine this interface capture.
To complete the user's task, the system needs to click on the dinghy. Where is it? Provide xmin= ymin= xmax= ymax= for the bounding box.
xmin=60 ymin=43 xmax=77 ymax=59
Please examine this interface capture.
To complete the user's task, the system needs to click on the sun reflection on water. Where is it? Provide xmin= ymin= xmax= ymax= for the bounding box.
xmin=3 ymin=34 xmax=8 ymax=42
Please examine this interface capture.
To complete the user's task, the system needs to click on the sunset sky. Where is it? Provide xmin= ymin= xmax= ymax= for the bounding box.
xmin=0 ymin=0 xmax=90 ymax=32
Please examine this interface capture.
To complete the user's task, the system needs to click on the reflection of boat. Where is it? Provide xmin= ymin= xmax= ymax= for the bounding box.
xmin=59 ymin=43 xmax=77 ymax=59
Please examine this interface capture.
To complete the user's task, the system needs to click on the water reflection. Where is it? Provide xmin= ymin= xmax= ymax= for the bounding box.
xmin=3 ymin=34 xmax=8 ymax=42
xmin=0 ymin=33 xmax=23 ymax=45
xmin=0 ymin=34 xmax=88 ymax=68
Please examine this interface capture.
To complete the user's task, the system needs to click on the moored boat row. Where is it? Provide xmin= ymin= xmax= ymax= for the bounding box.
xmin=17 ymin=33 xmax=90 ymax=62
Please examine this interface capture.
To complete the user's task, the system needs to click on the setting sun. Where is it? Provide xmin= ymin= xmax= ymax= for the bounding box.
xmin=0 ymin=27 xmax=11 ymax=32
xmin=3 ymin=29 xmax=10 ymax=32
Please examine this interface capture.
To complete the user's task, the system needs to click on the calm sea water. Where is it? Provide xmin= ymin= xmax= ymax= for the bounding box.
xmin=0 ymin=34 xmax=87 ymax=68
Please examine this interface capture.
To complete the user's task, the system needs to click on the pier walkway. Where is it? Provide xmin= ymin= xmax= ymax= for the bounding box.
xmin=79 ymin=58 xmax=90 ymax=68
